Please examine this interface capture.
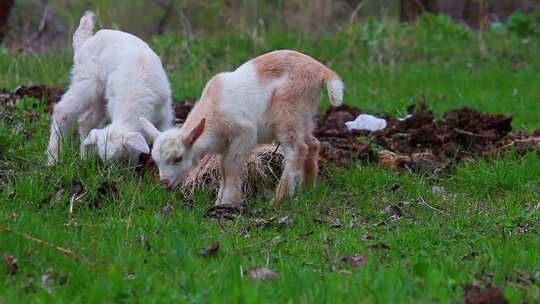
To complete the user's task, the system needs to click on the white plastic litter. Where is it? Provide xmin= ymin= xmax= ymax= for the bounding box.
xmin=345 ymin=114 xmax=387 ymax=132
xmin=398 ymin=114 xmax=413 ymax=121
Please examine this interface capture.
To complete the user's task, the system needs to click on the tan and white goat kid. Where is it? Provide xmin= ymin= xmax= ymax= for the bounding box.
xmin=46 ymin=11 xmax=173 ymax=165
xmin=141 ymin=50 xmax=344 ymax=207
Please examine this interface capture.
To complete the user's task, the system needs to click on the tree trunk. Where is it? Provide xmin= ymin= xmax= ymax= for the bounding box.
xmin=0 ymin=0 xmax=15 ymax=44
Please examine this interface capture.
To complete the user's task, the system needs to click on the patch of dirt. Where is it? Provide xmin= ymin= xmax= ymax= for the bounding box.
xmin=314 ymin=105 xmax=372 ymax=166
xmin=0 ymin=85 xmax=64 ymax=112
xmin=315 ymin=105 xmax=540 ymax=171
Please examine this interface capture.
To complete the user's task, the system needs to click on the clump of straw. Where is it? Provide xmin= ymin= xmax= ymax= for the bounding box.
xmin=180 ymin=144 xmax=284 ymax=198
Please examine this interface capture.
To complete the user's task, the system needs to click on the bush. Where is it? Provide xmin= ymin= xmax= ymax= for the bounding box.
xmin=506 ymin=11 xmax=539 ymax=37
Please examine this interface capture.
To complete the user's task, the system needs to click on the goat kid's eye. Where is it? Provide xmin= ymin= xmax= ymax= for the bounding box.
xmin=173 ymin=156 xmax=183 ymax=164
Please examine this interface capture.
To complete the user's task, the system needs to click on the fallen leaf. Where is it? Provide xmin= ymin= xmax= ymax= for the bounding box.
xmin=253 ymin=217 xmax=274 ymax=227
xmin=161 ymin=202 xmax=174 ymax=217
xmin=198 ymin=240 xmax=220 ymax=257
xmin=248 ymin=267 xmax=278 ymax=281
xmin=329 ymin=218 xmax=343 ymax=228
xmin=460 ymin=251 xmax=479 ymax=261
xmin=3 ymin=254 xmax=18 ymax=275
xmin=277 ymin=215 xmax=293 ymax=228
xmin=515 ymin=271 xmax=533 ymax=286
xmin=313 ymin=218 xmax=325 ymax=224
xmin=461 ymin=286 xmax=508 ymax=304
xmin=239 ymin=227 xmax=251 ymax=238
xmin=137 ymin=235 xmax=151 ymax=251
xmin=341 ymin=254 xmax=368 ymax=267
xmin=367 ymin=242 xmax=391 ymax=250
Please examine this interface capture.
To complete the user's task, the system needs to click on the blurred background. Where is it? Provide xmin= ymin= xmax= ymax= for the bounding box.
xmin=2 ymin=0 xmax=540 ymax=129
xmin=1 ymin=0 xmax=539 ymax=52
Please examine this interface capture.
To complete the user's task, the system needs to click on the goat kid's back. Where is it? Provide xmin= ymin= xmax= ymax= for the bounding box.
xmin=190 ymin=50 xmax=343 ymax=143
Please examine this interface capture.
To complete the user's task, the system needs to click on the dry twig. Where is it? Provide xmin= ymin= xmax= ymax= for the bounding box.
xmin=0 ymin=225 xmax=79 ymax=259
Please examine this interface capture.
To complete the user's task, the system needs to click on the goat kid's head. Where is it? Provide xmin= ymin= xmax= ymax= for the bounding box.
xmin=139 ymin=117 xmax=205 ymax=190
xmin=82 ymin=125 xmax=149 ymax=163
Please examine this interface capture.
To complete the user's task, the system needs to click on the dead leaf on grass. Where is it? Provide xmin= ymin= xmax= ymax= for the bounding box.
xmin=160 ymin=202 xmax=174 ymax=218
xmin=460 ymin=251 xmax=479 ymax=261
xmin=277 ymin=215 xmax=293 ymax=228
xmin=137 ymin=234 xmax=151 ymax=251
xmin=363 ymin=233 xmax=373 ymax=240
xmin=3 ymin=254 xmax=19 ymax=275
xmin=515 ymin=271 xmax=534 ymax=286
xmin=341 ymin=254 xmax=368 ymax=267
xmin=198 ymin=240 xmax=220 ymax=257
xmin=239 ymin=227 xmax=251 ymax=238
xmin=329 ymin=218 xmax=343 ymax=228
xmin=367 ymin=242 xmax=391 ymax=250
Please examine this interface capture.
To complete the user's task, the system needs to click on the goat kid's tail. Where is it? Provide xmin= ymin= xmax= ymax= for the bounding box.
xmin=73 ymin=11 xmax=95 ymax=52
xmin=323 ymin=68 xmax=344 ymax=106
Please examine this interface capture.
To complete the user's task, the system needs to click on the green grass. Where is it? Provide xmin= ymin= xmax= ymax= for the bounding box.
xmin=1 ymin=15 xmax=540 ymax=303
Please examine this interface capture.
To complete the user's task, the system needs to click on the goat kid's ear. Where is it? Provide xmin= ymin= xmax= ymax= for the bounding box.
xmin=123 ymin=132 xmax=150 ymax=154
xmin=183 ymin=118 xmax=205 ymax=147
xmin=139 ymin=117 xmax=161 ymax=141
xmin=82 ymin=129 xmax=99 ymax=146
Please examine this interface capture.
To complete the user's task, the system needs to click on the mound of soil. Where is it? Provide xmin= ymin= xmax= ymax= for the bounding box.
xmin=315 ymin=105 xmax=540 ymax=171
xmin=461 ymin=286 xmax=509 ymax=304
xmin=0 ymin=85 xmax=63 ymax=112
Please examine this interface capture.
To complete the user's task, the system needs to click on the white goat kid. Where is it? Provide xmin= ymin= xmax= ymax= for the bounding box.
xmin=46 ymin=11 xmax=173 ymax=165
xmin=141 ymin=50 xmax=344 ymax=207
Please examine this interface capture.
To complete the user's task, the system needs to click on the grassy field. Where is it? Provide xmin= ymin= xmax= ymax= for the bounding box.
xmin=1 ymin=15 xmax=539 ymax=303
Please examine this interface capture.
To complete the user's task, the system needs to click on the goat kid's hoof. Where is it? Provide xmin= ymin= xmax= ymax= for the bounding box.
xmin=204 ymin=204 xmax=243 ymax=221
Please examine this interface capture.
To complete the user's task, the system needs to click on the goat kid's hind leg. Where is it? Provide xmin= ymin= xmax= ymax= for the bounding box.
xmin=219 ymin=127 xmax=257 ymax=207
xmin=78 ymin=102 xmax=106 ymax=158
xmin=271 ymin=140 xmax=308 ymax=208
xmin=47 ymin=79 xmax=101 ymax=165
xmin=304 ymin=134 xmax=320 ymax=188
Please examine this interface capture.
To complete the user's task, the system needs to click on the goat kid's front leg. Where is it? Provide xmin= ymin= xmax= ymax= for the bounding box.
xmin=47 ymin=79 xmax=101 ymax=165
xmin=218 ymin=128 xmax=256 ymax=207
xmin=215 ymin=154 xmax=226 ymax=205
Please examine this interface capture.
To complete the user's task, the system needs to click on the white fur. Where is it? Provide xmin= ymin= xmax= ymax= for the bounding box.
xmin=47 ymin=11 xmax=173 ymax=165
xmin=327 ymin=79 xmax=344 ymax=106
xmin=218 ymin=62 xmax=283 ymax=142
